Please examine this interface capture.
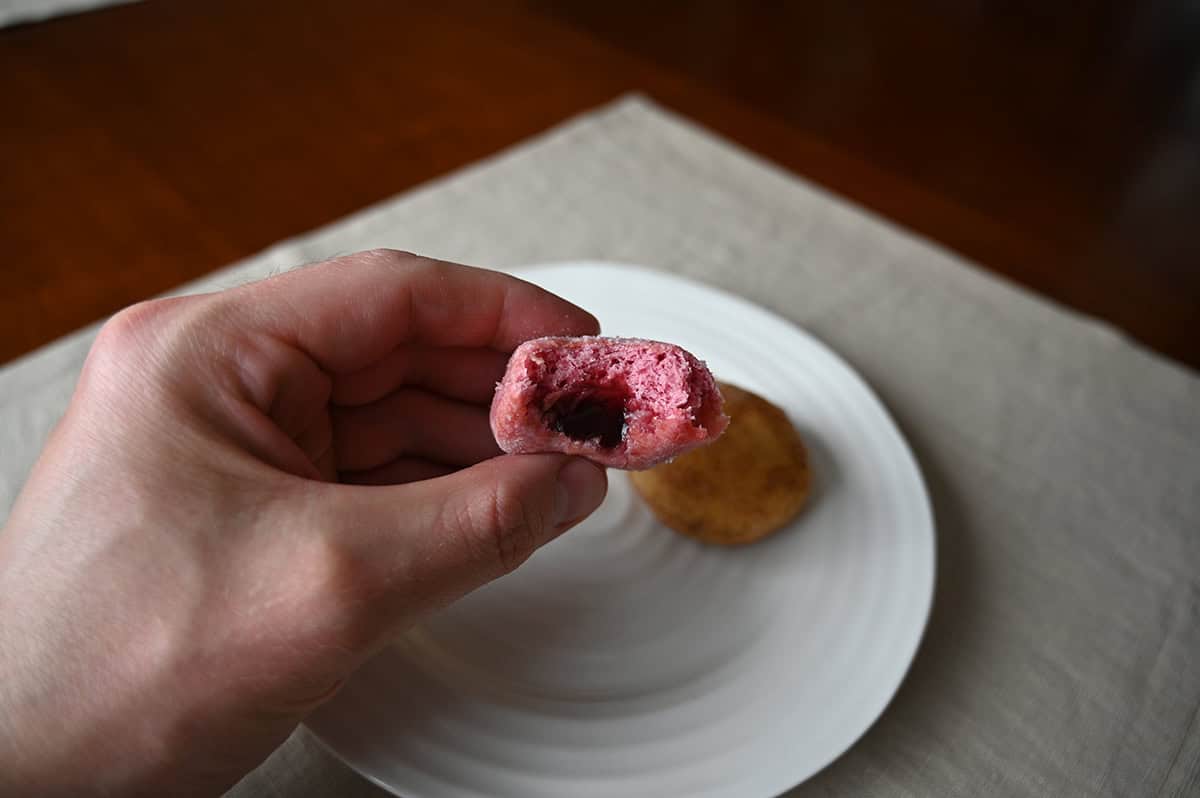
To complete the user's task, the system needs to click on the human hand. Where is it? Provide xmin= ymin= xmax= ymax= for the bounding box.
xmin=0 ymin=250 xmax=608 ymax=796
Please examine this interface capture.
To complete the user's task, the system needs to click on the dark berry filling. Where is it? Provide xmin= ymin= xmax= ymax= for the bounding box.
xmin=544 ymin=390 xmax=626 ymax=449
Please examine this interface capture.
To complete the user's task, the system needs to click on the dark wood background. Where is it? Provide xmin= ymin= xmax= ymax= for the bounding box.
xmin=2 ymin=0 xmax=1197 ymax=368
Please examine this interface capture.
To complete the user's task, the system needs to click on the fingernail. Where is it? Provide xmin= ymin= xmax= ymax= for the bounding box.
xmin=555 ymin=458 xmax=607 ymax=526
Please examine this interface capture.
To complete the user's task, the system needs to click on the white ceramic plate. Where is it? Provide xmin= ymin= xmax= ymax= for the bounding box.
xmin=307 ymin=263 xmax=935 ymax=797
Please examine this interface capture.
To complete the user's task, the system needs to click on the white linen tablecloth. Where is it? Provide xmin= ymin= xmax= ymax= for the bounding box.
xmin=0 ymin=0 xmax=137 ymax=29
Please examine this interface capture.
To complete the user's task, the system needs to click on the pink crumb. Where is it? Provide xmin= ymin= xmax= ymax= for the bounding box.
xmin=489 ymin=336 xmax=729 ymax=470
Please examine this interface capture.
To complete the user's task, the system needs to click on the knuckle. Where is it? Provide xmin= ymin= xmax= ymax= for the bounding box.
xmin=86 ymin=296 xmax=220 ymax=394
xmin=86 ymin=299 xmax=184 ymax=389
xmin=95 ymin=300 xmax=169 ymax=354
xmin=463 ymin=485 xmax=547 ymax=575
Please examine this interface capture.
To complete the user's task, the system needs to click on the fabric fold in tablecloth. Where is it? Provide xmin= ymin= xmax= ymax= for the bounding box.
xmin=1 ymin=95 xmax=1196 ymax=798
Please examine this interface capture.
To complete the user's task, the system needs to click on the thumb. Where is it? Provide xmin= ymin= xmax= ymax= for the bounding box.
xmin=318 ymin=454 xmax=607 ymax=623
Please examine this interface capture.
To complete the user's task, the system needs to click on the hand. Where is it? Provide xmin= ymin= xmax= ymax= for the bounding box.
xmin=0 ymin=250 xmax=608 ymax=796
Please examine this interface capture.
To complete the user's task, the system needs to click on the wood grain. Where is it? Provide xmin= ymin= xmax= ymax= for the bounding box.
xmin=1 ymin=0 xmax=1197 ymax=367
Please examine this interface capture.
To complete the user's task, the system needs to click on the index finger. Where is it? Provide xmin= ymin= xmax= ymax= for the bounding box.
xmin=228 ymin=249 xmax=599 ymax=373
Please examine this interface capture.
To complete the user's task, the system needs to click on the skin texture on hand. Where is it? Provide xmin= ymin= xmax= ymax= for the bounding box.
xmin=0 ymin=250 xmax=608 ymax=797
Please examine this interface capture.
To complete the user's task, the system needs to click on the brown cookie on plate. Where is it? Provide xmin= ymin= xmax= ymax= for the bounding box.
xmin=629 ymin=382 xmax=810 ymax=545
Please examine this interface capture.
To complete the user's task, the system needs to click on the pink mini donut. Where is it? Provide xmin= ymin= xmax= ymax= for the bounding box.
xmin=490 ymin=336 xmax=729 ymax=470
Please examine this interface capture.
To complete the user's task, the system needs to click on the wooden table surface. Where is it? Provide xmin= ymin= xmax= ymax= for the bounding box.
xmin=2 ymin=0 xmax=1197 ymax=369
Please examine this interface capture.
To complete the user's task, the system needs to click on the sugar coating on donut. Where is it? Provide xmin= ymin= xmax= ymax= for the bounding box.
xmin=490 ymin=336 xmax=728 ymax=470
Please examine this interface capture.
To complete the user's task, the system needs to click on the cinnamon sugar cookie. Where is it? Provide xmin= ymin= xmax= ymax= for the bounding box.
xmin=630 ymin=383 xmax=809 ymax=544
